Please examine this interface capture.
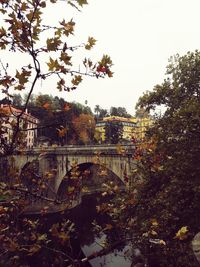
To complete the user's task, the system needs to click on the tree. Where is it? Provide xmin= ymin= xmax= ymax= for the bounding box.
xmin=0 ymin=0 xmax=112 ymax=156
xmin=110 ymin=106 xmax=131 ymax=118
xmin=72 ymin=113 xmax=95 ymax=144
xmin=0 ymin=1 xmax=113 ymax=266
xmin=135 ymin=107 xmax=149 ymax=118
xmin=104 ymin=121 xmax=123 ymax=144
xmin=133 ymin=51 xmax=200 ymax=266
xmin=12 ymin=93 xmax=23 ymax=107
xmin=94 ymin=105 xmax=109 ymax=119
xmin=94 ymin=104 xmax=100 ymax=118
xmin=99 ymin=108 xmax=109 ymax=118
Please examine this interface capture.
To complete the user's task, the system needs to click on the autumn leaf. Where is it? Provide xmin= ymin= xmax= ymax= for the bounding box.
xmin=46 ymin=37 xmax=61 ymax=51
xmin=8 ymin=240 xmax=19 ymax=252
xmin=104 ymin=224 xmax=113 ymax=231
xmin=60 ymin=19 xmax=75 ymax=36
xmin=60 ymin=52 xmax=72 ymax=65
xmin=57 ymin=231 xmax=69 ymax=245
xmin=85 ymin=36 xmax=96 ymax=50
xmin=174 ymin=226 xmax=189 ymax=240
xmin=159 ymin=240 xmax=166 ymax=246
xmin=57 ymin=127 xmax=67 ymax=137
xmin=77 ymin=0 xmax=88 ymax=6
xmin=63 ymin=103 xmax=71 ymax=111
xmin=151 ymin=218 xmax=159 ymax=227
xmin=28 ymin=244 xmax=41 ymax=255
xmin=43 ymin=102 xmax=50 ymax=109
xmin=15 ymin=69 xmax=31 ymax=85
xmin=47 ymin=57 xmax=61 ymax=71
xmin=71 ymin=75 xmax=82 ymax=86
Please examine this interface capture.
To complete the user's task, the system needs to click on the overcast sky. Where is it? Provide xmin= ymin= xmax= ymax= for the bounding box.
xmin=1 ymin=0 xmax=200 ymax=115
xmin=57 ymin=0 xmax=200 ymax=114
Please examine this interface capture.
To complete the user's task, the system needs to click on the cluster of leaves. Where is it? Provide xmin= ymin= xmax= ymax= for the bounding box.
xmin=0 ymin=184 xmax=78 ymax=266
xmin=0 ymin=0 xmax=112 ymax=93
xmin=0 ymin=0 xmax=113 ymax=157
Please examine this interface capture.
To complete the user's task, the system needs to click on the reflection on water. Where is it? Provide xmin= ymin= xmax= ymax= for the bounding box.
xmin=70 ymin=193 xmax=133 ymax=267
xmin=82 ymin=234 xmax=132 ymax=267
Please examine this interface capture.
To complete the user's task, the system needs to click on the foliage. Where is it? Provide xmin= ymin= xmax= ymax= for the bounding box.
xmin=132 ymin=51 xmax=200 ymax=266
xmin=93 ymin=50 xmax=200 ymax=267
xmin=104 ymin=121 xmax=123 ymax=144
xmin=94 ymin=104 xmax=109 ymax=119
xmin=72 ymin=113 xmax=95 ymax=144
xmin=110 ymin=106 xmax=131 ymax=118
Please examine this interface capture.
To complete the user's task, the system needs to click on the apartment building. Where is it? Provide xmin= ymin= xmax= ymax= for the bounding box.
xmin=0 ymin=104 xmax=39 ymax=149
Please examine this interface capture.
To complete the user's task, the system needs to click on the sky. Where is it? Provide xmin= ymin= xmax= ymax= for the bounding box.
xmin=1 ymin=0 xmax=200 ymax=115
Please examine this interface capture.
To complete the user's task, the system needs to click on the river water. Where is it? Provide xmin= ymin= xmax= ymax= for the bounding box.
xmin=69 ymin=193 xmax=133 ymax=267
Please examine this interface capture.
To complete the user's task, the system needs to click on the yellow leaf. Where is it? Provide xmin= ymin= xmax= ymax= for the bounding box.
xmin=175 ymin=226 xmax=189 ymax=240
xmin=151 ymin=230 xmax=158 ymax=236
xmin=151 ymin=218 xmax=159 ymax=227
xmin=159 ymin=240 xmax=166 ymax=246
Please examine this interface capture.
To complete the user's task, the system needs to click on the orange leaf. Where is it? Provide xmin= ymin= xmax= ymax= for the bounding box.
xmin=43 ymin=102 xmax=50 ymax=109
xmin=57 ymin=127 xmax=67 ymax=137
xmin=63 ymin=103 xmax=71 ymax=111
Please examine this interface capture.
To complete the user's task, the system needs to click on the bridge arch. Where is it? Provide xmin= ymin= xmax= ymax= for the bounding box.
xmin=57 ymin=162 xmax=125 ymax=201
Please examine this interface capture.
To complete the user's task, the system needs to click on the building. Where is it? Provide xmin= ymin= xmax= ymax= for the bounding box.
xmin=0 ymin=104 xmax=39 ymax=149
xmin=95 ymin=115 xmax=155 ymax=143
xmin=95 ymin=116 xmax=137 ymax=143
xmin=133 ymin=116 xmax=155 ymax=140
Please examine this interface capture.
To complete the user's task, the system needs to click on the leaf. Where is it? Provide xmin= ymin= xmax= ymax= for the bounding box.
xmin=104 ymin=224 xmax=113 ymax=230
xmin=43 ymin=102 xmax=50 ymax=109
xmin=71 ymin=75 xmax=82 ymax=86
xmin=47 ymin=57 xmax=61 ymax=71
xmin=28 ymin=244 xmax=41 ymax=255
xmin=37 ymin=234 xmax=47 ymax=241
xmin=85 ymin=36 xmax=96 ymax=50
xmin=151 ymin=218 xmax=159 ymax=227
xmin=63 ymin=103 xmax=71 ymax=111
xmin=57 ymin=126 xmax=67 ymax=137
xmin=159 ymin=240 xmax=166 ymax=246
xmin=60 ymin=52 xmax=72 ymax=65
xmin=60 ymin=19 xmax=75 ymax=36
xmin=175 ymin=226 xmax=189 ymax=240
xmin=15 ymin=69 xmax=31 ymax=85
xmin=46 ymin=37 xmax=61 ymax=51
xmin=8 ymin=240 xmax=19 ymax=252
xmin=76 ymin=0 xmax=88 ymax=6
xmin=58 ymin=231 xmax=69 ymax=245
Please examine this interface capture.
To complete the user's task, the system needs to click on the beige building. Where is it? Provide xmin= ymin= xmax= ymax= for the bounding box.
xmin=0 ymin=104 xmax=39 ymax=149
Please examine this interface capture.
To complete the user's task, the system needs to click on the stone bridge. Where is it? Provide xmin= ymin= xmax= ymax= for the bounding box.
xmin=13 ymin=144 xmax=135 ymax=197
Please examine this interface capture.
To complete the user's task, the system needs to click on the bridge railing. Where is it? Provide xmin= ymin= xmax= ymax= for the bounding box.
xmin=21 ymin=144 xmax=135 ymax=156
